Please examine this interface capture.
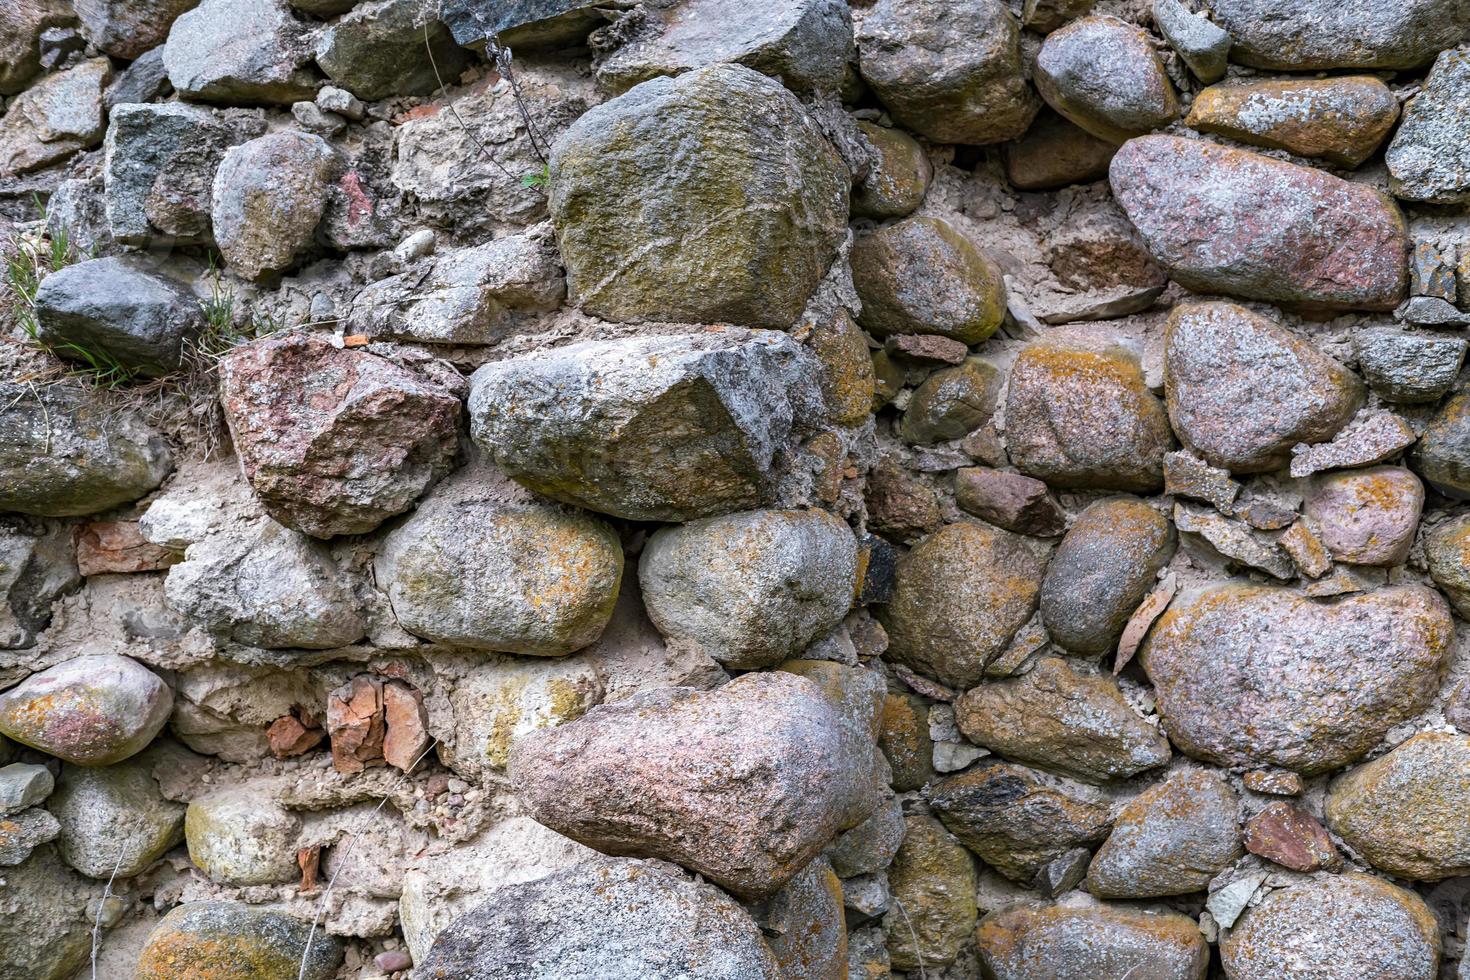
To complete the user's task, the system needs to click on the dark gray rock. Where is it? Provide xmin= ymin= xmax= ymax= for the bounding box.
xmin=0 ymin=519 xmax=79 ymax=649
xmin=1356 ymin=329 xmax=1467 ymax=403
xmin=104 ymin=46 xmax=173 ymax=109
xmin=314 ymin=0 xmax=472 ymax=102
xmin=1153 ymin=0 xmax=1230 ymax=81
xmin=0 ymin=58 xmax=111 ymax=178
xmin=1413 ymin=390 xmax=1470 ymax=498
xmin=1035 ymin=16 xmax=1179 ymax=144
xmin=1387 ymin=48 xmax=1470 ymax=204
xmin=1207 ymin=0 xmax=1470 ymax=70
xmin=0 ymin=846 xmax=101 ymax=980
xmin=0 ymin=0 xmax=73 ymax=95
xmin=443 ymin=0 xmax=607 ymax=50
xmin=162 ymin=0 xmax=317 ymax=104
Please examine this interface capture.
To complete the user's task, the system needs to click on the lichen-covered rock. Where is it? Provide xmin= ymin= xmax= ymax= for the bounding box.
xmin=1412 ymin=390 xmax=1470 ymax=499
xmin=0 ymin=808 xmax=59 ymax=866
xmin=596 ymin=0 xmax=852 ymax=95
xmin=549 ymin=64 xmax=846 ymax=328
xmin=1187 ymin=76 xmax=1399 ymax=168
xmin=1040 ymin=497 xmax=1175 ymax=655
xmin=1035 ymin=16 xmax=1178 ymax=144
xmin=75 ymin=0 xmax=199 ymax=58
xmin=165 ymin=517 xmax=367 ymax=649
xmin=851 ymin=216 xmax=1007 ymax=345
xmin=1220 ymin=874 xmax=1438 ymax=980
xmin=468 ymin=330 xmax=823 ymax=522
xmin=825 ymin=794 xmax=904 ymax=878
xmin=852 ymin=121 xmax=931 ymax=220
xmin=163 ymin=0 xmax=316 ymax=103
xmin=1153 ymin=0 xmax=1229 ymax=82
xmin=764 ymin=857 xmax=847 ymax=980
xmin=49 ymin=751 xmax=185 ymax=878
xmin=977 ymin=903 xmax=1209 ymax=980
xmin=900 ymin=358 xmax=1001 ymax=445
xmin=314 ymin=0 xmax=470 ymax=101
xmin=1207 ymin=0 xmax=1468 ymax=70
xmin=928 ymin=762 xmax=1112 ymax=884
xmin=0 ymin=846 xmax=101 ymax=980
xmin=882 ymin=814 xmax=976 ymax=971
xmin=511 ymin=671 xmax=880 ymax=899
xmin=1142 ymin=584 xmax=1452 ymax=773
xmin=806 ymin=310 xmax=876 ymax=427
xmin=1356 ymin=330 xmax=1467 ymax=404
xmin=878 ymin=521 xmax=1044 ymax=689
xmin=184 ymin=789 xmax=300 ymax=886
xmin=856 ymin=0 xmax=1038 ymax=145
xmin=0 ymin=655 xmax=172 ymax=766
xmin=955 ymin=657 xmax=1171 ymax=783
xmin=1005 ymin=343 xmax=1173 ymax=492
xmin=1164 ymin=301 xmax=1364 ymax=473
xmin=0 ymin=58 xmax=110 ymax=177
xmin=1426 ymin=515 xmax=1470 ymax=616
xmin=1388 ymin=48 xmax=1470 ymax=204
xmin=212 ymin=131 xmax=336 ymax=280
xmin=1086 ymin=769 xmax=1241 ymax=897
xmin=136 ymin=901 xmax=344 ymax=980
xmin=420 ymin=858 xmax=781 ymax=979
xmin=1325 ymin=732 xmax=1470 ymax=880
xmin=219 ymin=333 xmax=461 ymax=538
xmin=1303 ymin=466 xmax=1423 ymax=566
xmin=1110 ymin=135 xmax=1409 ymax=311
xmin=877 ymin=692 xmax=934 ymax=792
xmin=639 ymin=509 xmax=857 ymax=670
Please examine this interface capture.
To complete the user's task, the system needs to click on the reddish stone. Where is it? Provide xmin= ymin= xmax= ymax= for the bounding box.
xmin=1245 ymin=802 xmax=1341 ymax=872
xmin=954 ymin=467 xmax=1065 ymax=537
xmin=424 ymin=772 xmax=452 ymax=798
xmin=266 ymin=714 xmax=324 ymax=759
xmin=327 ymin=675 xmax=385 ymax=774
xmin=297 ymin=844 xmax=320 ymax=893
xmin=74 ymin=521 xmax=176 ymax=576
xmin=382 ymin=681 xmax=431 ymax=773
xmin=864 ymin=457 xmax=941 ymax=544
xmin=884 ymin=333 xmax=968 ymax=366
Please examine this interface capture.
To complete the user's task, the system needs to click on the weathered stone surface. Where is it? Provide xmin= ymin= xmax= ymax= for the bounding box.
xmin=883 ymin=814 xmax=976 ymax=971
xmin=1005 ymin=343 xmax=1173 ymax=492
xmin=1290 ymin=410 xmax=1417 ymax=478
xmin=1425 ymin=515 xmax=1470 ymax=616
xmin=512 ymin=671 xmax=880 ymax=899
xmin=955 ymin=657 xmax=1171 ymax=783
xmin=953 ymin=468 xmax=1065 ymax=537
xmin=640 ymin=509 xmax=856 ymax=670
xmin=421 ymin=858 xmax=781 ymax=980
xmin=1188 ymin=76 xmax=1398 ymax=168
xmin=213 ymin=132 xmax=336 ymax=280
xmin=1003 ymin=110 xmax=1116 ymax=190
xmin=442 ymin=0 xmax=606 ymax=49
xmin=0 ymin=845 xmax=100 ymax=979
xmin=1279 ymin=519 xmax=1332 ymax=578
xmin=0 ymin=808 xmax=60 ymax=865
xmin=978 ymin=903 xmax=1209 ymax=980
xmin=1036 ymin=16 xmax=1178 ymax=144
xmin=163 ymin=0 xmax=316 ymax=104
xmin=185 ymin=789 xmax=300 ymax=885
xmin=550 ymin=64 xmax=845 ymax=328
xmin=1245 ymin=801 xmax=1339 ymax=872
xmin=219 ymin=334 xmax=461 ymax=538
xmin=928 ymin=762 xmax=1111 ymax=884
xmin=1142 ymin=585 xmax=1452 ymax=774
xmin=325 ymin=674 xmax=385 ymax=773
xmin=1038 ymin=203 xmax=1167 ymax=324
xmin=1389 ymin=48 xmax=1470 ymax=203
xmin=75 ymin=0 xmax=198 ymax=58
xmin=1086 ymin=769 xmax=1241 ymax=897
xmin=826 ymin=794 xmax=904 ymax=878
xmin=0 ymin=58 xmax=110 ymax=177
xmin=314 ymin=0 xmax=470 ymax=101
xmin=0 ymin=655 xmax=172 ymax=766
xmin=75 ymin=520 xmax=175 ymax=576
xmin=864 ymin=458 xmax=942 ymax=544
xmin=1023 ymin=0 xmax=1095 ymax=32
xmin=764 ymin=857 xmax=847 ymax=980
xmin=50 ymin=751 xmax=185 ymax=878
xmin=1221 ymin=874 xmax=1439 ymax=980
xmin=1358 ymin=330 xmax=1468 ymax=404
xmin=852 ymin=121 xmax=931 ymax=220
xmin=1174 ymin=502 xmax=1294 ymax=579
xmin=805 ymin=310 xmax=875 ymax=427
xmin=0 ymin=520 xmax=78 ymax=649
xmin=1208 ymin=0 xmax=1469 ymax=70
xmin=899 ymin=358 xmax=1002 ymax=445
xmin=1303 ymin=466 xmax=1423 ymax=566
xmin=1411 ymin=391 xmax=1470 ymax=499
xmin=1041 ymin=498 xmax=1175 ymax=655
xmin=597 ymin=0 xmax=851 ymax=95
xmin=1154 ymin=0 xmax=1229 ymax=82
xmin=1110 ymin=136 xmax=1409 ymax=311
xmin=136 ymin=901 xmax=343 ymax=980
xmin=856 ymin=0 xmax=1038 ymax=145
xmin=468 ymin=330 xmax=822 ymax=522
xmin=1164 ymin=301 xmax=1364 ymax=473
xmin=0 ymin=0 xmax=73 ymax=94
xmin=0 ymin=763 xmax=52 ymax=814
xmin=877 ymin=692 xmax=933 ymax=792
xmin=1164 ymin=450 xmax=1240 ymax=510
xmin=879 ymin=521 xmax=1044 ymax=689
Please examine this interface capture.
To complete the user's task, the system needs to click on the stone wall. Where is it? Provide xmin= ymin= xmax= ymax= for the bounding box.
xmin=0 ymin=0 xmax=1469 ymax=977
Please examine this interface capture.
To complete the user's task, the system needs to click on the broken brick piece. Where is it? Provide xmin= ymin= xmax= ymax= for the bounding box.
xmin=382 ymin=680 xmax=431 ymax=773
xmin=326 ymin=675 xmax=386 ymax=774
xmin=267 ymin=714 xmax=325 ymax=759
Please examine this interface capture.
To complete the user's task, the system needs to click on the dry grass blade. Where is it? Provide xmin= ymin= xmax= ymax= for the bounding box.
xmin=90 ymin=845 xmax=128 ymax=979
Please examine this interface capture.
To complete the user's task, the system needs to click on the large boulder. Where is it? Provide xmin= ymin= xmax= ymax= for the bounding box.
xmin=977 ymin=904 xmax=1209 ymax=980
xmin=639 ymin=509 xmax=857 ymax=670
xmin=1110 ymin=135 xmax=1409 ymax=311
xmin=467 ymin=330 xmax=824 ymax=522
xmin=855 ymin=0 xmax=1038 ymax=145
xmin=314 ymin=0 xmax=471 ymax=101
xmin=0 ymin=655 xmax=172 ymax=765
xmin=0 ymin=59 xmax=111 ymax=178
xmin=1206 ymin=0 xmax=1469 ymax=70
xmin=548 ymin=64 xmax=847 ymax=328
xmin=162 ymin=0 xmax=317 ymax=104
xmin=510 ymin=671 xmax=881 ymax=899
xmin=212 ymin=131 xmax=336 ymax=280
xmin=48 ymin=751 xmax=185 ymax=878
xmin=218 ymin=334 xmax=461 ymax=539
xmin=1035 ymin=16 xmax=1179 ymax=144
xmin=1387 ymin=48 xmax=1470 ymax=204
xmin=1142 ymin=585 xmax=1453 ymax=773
xmin=1188 ymin=76 xmax=1399 ymax=168
xmin=420 ymin=858 xmax=781 ymax=979
xmin=135 ymin=901 xmax=343 ymax=980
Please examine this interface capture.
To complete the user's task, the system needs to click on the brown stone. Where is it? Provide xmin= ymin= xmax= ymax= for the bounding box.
xmin=1279 ymin=519 xmax=1332 ymax=579
xmin=853 ymin=216 xmax=1007 ymax=345
xmin=953 ymin=467 xmax=1065 ymax=537
xmin=883 ymin=333 xmax=967 ymax=366
xmin=1115 ymin=570 xmax=1176 ymax=673
xmin=805 ymin=310 xmax=876 ymax=428
xmin=1187 ymin=76 xmax=1400 ymax=167
xmin=878 ymin=692 xmax=934 ymax=792
xmin=266 ymin=715 xmax=324 ymax=759
xmin=1002 ymin=109 xmax=1116 ymax=190
xmin=1303 ymin=466 xmax=1423 ymax=566
xmin=326 ymin=675 xmax=385 ymax=774
xmin=382 ymin=681 xmax=431 ymax=772
xmin=297 ymin=844 xmax=321 ymax=893
xmin=978 ymin=903 xmax=1209 ymax=980
xmin=883 ymin=814 xmax=976 ymax=971
xmin=863 ymin=458 xmax=942 ymax=544
xmin=1243 ymin=768 xmax=1304 ymax=796
xmin=74 ymin=521 xmax=177 ymax=576
xmin=1244 ymin=802 xmax=1340 ymax=872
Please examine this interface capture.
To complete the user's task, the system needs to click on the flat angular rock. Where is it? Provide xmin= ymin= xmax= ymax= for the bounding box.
xmin=185 ymin=789 xmax=300 ymax=885
xmin=50 ymin=752 xmax=185 ymax=878
xmin=0 ymin=763 xmax=53 ymax=814
xmin=1041 ymin=497 xmax=1176 ymax=655
xmin=1388 ymin=48 xmax=1470 ymax=204
xmin=1188 ymin=76 xmax=1398 ymax=168
xmin=1036 ymin=16 xmax=1178 ymax=144
xmin=1153 ymin=0 xmax=1229 ymax=82
xmin=1005 ymin=343 xmax=1173 ymax=492
xmin=163 ymin=0 xmax=317 ymax=104
xmin=0 ymin=654 xmax=172 ymax=765
xmin=511 ymin=671 xmax=881 ymax=899
xmin=1111 ymin=135 xmax=1408 ymax=311
xmin=825 ymin=794 xmax=904 ymax=878
xmin=1164 ymin=450 xmax=1240 ymax=510
xmin=1290 ymin=410 xmax=1417 ymax=478
xmin=806 ymin=309 xmax=876 ymax=427
xmin=1038 ymin=202 xmax=1167 ymax=323
xmin=954 ymin=656 xmax=1171 ymax=783
xmin=442 ymin=0 xmax=607 ymax=49
xmin=596 ymin=0 xmax=852 ymax=95
xmin=136 ymin=902 xmax=343 ymax=980
xmin=1002 ymin=109 xmax=1116 ymax=190
xmin=1280 ymin=519 xmax=1332 ymax=578
xmin=1142 ymin=584 xmax=1452 ymax=773
xmin=213 ymin=131 xmax=336 ymax=280
xmin=219 ymin=333 xmax=461 ymax=538
xmin=1221 ymin=874 xmax=1439 ymax=980
xmin=640 ymin=509 xmax=856 ymax=670
xmin=1303 ymin=466 xmax=1423 ymax=566
xmin=468 ymin=330 xmax=823 ymax=522
xmin=953 ymin=468 xmax=1064 ymax=537
xmin=877 ymin=691 xmax=933 ymax=792
xmin=444 ymin=656 xmax=603 ymax=778
xmin=855 ymin=0 xmax=1038 ymax=145
xmin=977 ymin=904 xmax=1209 ymax=980
xmin=420 ymin=858 xmax=781 ymax=980
xmin=0 ymin=0 xmax=73 ymax=94
xmin=878 ymin=521 xmax=1044 ymax=689
xmin=549 ymin=64 xmax=847 ymax=328
xmin=314 ymin=0 xmax=471 ymax=101
xmin=1208 ymin=0 xmax=1469 ymax=70
xmin=883 ymin=814 xmax=976 ymax=970
xmin=1164 ymin=301 xmax=1364 ymax=473
xmin=75 ymin=520 xmax=176 ymax=576
xmin=76 ymin=0 xmax=199 ymax=58
xmin=0 ymin=58 xmax=110 ymax=178
xmin=852 ymin=121 xmax=931 ymax=220
xmin=1174 ymin=502 xmax=1294 ymax=580
xmin=1245 ymin=801 xmax=1339 ymax=872
xmin=0 ymin=808 xmax=60 ymax=865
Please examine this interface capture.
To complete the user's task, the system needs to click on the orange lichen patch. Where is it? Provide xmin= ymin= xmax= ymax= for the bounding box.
xmin=136 ymin=933 xmax=299 ymax=980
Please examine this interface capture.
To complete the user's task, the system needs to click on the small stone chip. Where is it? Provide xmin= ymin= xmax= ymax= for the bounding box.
xmin=1279 ymin=519 xmax=1332 ymax=579
xmin=1114 ymin=571 xmax=1176 ymax=674
xmin=884 ymin=333 xmax=969 ymax=366
xmin=1289 ymin=410 xmax=1417 ymax=478
xmin=1174 ymin=502 xmax=1294 ymax=579
xmin=1164 ymin=450 xmax=1240 ymax=510
xmin=1411 ymin=240 xmax=1458 ymax=301
xmin=1243 ymin=768 xmax=1305 ymax=796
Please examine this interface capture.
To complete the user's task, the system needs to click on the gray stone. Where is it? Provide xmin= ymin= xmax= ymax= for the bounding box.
xmin=856 ymin=0 xmax=1038 ymax=145
xmin=184 ymin=788 xmax=300 ymax=886
xmin=0 ymin=58 xmax=110 ymax=178
xmin=1289 ymin=410 xmax=1417 ymax=478
xmin=165 ymin=517 xmax=367 ymax=650
xmin=0 ymin=846 xmax=101 ymax=980
xmin=764 ymin=857 xmax=847 ymax=980
xmin=596 ymin=0 xmax=852 ymax=95
xmin=0 ymin=519 xmax=79 ymax=649
xmin=292 ymin=101 xmax=343 ymax=137
xmin=852 ymin=121 xmax=931 ymax=220
xmin=826 ymin=794 xmax=905 ymax=878
xmin=1174 ymin=503 xmax=1295 ymax=579
xmin=0 ymin=808 xmax=59 ymax=865
xmin=1411 ymin=390 xmax=1470 ymax=498
xmin=1388 ymin=48 xmax=1470 ymax=204
xmin=979 ymin=903 xmax=1209 ymax=980
xmin=212 ymin=131 xmax=336 ymax=280
xmin=49 ymin=751 xmax=185 ymax=878
xmin=1002 ymin=109 xmax=1117 ymax=190
xmin=639 ymin=509 xmax=857 ymax=670
xmin=0 ymin=0 xmax=73 ymax=94
xmin=882 ymin=814 xmax=976 ymax=970
xmin=376 ymin=468 xmax=623 ymax=656
xmin=468 ymin=330 xmax=824 ymax=522
xmin=44 ymin=177 xmax=115 ymax=258
xmin=1164 ymin=450 xmax=1240 ymax=510
xmin=1399 ymin=294 xmax=1470 ymax=325
xmin=1041 ymin=497 xmax=1175 ymax=655
xmin=549 ymin=64 xmax=847 ymax=328
xmin=75 ymin=0 xmax=199 ymax=59
xmin=135 ymin=901 xmax=344 ymax=980
xmin=163 ymin=0 xmax=317 ymax=104
xmin=33 ymin=256 xmax=203 ymax=377
xmin=421 ymin=858 xmax=781 ymax=979
xmin=0 ymin=655 xmax=173 ymax=766
xmin=0 ymin=763 xmax=53 ymax=814
xmin=442 ymin=0 xmax=607 ymax=49
xmin=316 ymin=85 xmax=363 ymax=119
xmin=105 ymin=51 xmax=171 ymax=113
xmin=1153 ymin=0 xmax=1230 ymax=81
xmin=1207 ymin=0 xmax=1470 ymax=70
xmin=1035 ymin=16 xmax=1179 ymax=144
xmin=315 ymin=0 xmax=472 ymax=102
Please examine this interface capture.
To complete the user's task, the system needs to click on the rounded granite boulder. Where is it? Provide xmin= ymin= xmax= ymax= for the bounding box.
xmin=0 ymin=654 xmax=172 ymax=766
xmin=136 ymin=901 xmax=344 ymax=980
